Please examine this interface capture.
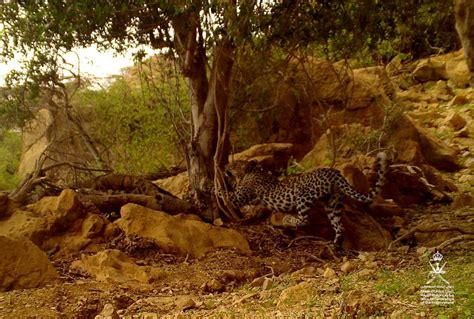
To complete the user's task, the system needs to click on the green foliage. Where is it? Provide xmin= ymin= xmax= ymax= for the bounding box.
xmin=261 ymin=0 xmax=457 ymax=62
xmin=76 ymin=59 xmax=190 ymax=174
xmin=0 ymin=131 xmax=22 ymax=190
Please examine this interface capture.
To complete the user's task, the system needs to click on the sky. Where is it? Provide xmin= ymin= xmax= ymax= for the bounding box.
xmin=0 ymin=45 xmax=142 ymax=86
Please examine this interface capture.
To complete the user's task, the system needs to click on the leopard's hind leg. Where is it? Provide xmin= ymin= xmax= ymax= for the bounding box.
xmin=326 ymin=191 xmax=344 ymax=246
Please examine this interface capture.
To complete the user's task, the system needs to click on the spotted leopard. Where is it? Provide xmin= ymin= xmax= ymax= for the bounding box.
xmin=218 ymin=152 xmax=387 ymax=246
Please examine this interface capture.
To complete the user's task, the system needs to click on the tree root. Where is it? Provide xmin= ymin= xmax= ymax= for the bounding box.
xmin=388 ymin=221 xmax=474 ymax=251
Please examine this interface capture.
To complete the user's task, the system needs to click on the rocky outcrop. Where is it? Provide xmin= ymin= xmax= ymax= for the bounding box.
xmin=230 ymin=143 xmax=293 ymax=171
xmin=115 ymin=203 xmax=251 ymax=257
xmin=454 ymin=0 xmax=474 ymax=87
xmin=391 ymin=116 xmax=461 ymax=172
xmin=154 ymin=172 xmax=189 ymax=199
xmin=0 ymin=189 xmax=106 ymax=257
xmin=0 ymin=235 xmax=59 ymax=291
xmin=71 ymin=249 xmax=164 ymax=284
xmin=412 ymin=50 xmax=472 ymax=87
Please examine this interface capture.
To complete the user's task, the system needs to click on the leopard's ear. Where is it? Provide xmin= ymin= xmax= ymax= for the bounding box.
xmin=245 ymin=160 xmax=259 ymax=173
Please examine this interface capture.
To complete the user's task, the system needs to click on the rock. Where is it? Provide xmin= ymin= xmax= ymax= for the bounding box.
xmin=231 ymin=143 xmax=293 ymax=163
xmin=262 ymin=277 xmax=273 ymax=290
xmin=340 ymin=261 xmax=355 ymax=273
xmin=205 ymin=279 xmax=224 ymax=292
xmin=392 ymin=216 xmax=406 ymax=228
xmin=96 ymin=303 xmax=119 ymax=319
xmin=277 ymin=282 xmax=318 ymax=308
xmin=452 ymin=192 xmax=474 ymax=208
xmin=412 ymin=60 xmax=448 ymax=82
xmin=26 ymin=189 xmax=86 ymax=232
xmin=357 ymin=268 xmax=375 ymax=278
xmin=115 ymin=203 xmax=251 ymax=257
xmin=153 ymin=172 xmax=189 ymax=199
xmin=397 ymin=245 xmax=410 ymax=254
xmin=344 ymin=290 xmax=378 ymax=316
xmin=444 ymin=110 xmax=467 ymax=130
xmin=431 ymin=80 xmax=453 ymax=101
xmin=81 ymin=214 xmax=106 ymax=238
xmin=365 ymin=261 xmax=378 ymax=269
xmin=448 ymin=94 xmax=469 ymax=106
xmin=0 ymin=235 xmax=59 ymax=291
xmin=390 ymin=116 xmax=461 ymax=171
xmin=323 ymin=267 xmax=337 ymax=279
xmin=390 ymin=309 xmax=406 ymax=319
xmin=17 ymin=108 xmax=54 ymax=177
xmin=342 ymin=208 xmax=392 ymax=250
xmin=416 ymin=247 xmax=428 ymax=255
xmin=70 ymin=249 xmax=165 ymax=284
xmin=0 ymin=209 xmax=48 ymax=245
xmin=175 ymin=296 xmax=196 ymax=311
xmin=291 ymin=266 xmax=317 ymax=278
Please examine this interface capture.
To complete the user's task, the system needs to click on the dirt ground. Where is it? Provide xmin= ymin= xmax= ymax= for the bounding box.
xmin=0 ymin=205 xmax=472 ymax=319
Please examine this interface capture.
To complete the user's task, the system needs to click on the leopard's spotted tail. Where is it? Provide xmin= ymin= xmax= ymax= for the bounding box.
xmin=338 ymin=152 xmax=388 ymax=203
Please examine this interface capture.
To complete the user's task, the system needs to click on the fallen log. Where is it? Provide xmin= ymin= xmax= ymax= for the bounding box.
xmin=79 ymin=193 xmax=197 ymax=216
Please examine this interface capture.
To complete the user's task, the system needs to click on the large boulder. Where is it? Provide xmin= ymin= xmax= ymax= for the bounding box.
xmin=412 ymin=50 xmax=471 ymax=86
xmin=0 ymin=235 xmax=59 ymax=291
xmin=71 ymin=249 xmax=164 ymax=284
xmin=115 ymin=204 xmax=251 ymax=257
xmin=0 ymin=190 xmax=105 ymax=257
xmin=26 ymin=189 xmax=86 ymax=232
xmin=154 ymin=172 xmax=189 ymax=199
xmin=390 ymin=116 xmax=461 ymax=171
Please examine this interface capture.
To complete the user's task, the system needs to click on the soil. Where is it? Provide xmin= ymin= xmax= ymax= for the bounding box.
xmin=0 ymin=208 xmax=472 ymax=319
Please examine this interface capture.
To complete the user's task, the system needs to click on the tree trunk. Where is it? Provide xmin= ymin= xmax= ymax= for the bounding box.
xmin=172 ymin=12 xmax=235 ymax=220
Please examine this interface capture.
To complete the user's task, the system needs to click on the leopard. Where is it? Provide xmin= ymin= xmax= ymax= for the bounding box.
xmin=218 ymin=152 xmax=388 ymax=246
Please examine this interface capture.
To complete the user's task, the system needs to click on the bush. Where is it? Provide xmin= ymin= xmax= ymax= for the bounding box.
xmin=0 ymin=130 xmax=21 ymax=190
xmin=76 ymin=58 xmax=190 ymax=175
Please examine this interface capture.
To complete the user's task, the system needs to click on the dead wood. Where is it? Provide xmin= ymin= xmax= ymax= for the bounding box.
xmin=79 ymin=173 xmax=175 ymax=197
xmin=388 ymin=221 xmax=474 ymax=250
xmin=79 ymin=193 xmax=197 ymax=215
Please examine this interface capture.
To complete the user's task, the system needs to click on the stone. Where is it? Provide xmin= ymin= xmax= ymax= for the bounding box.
xmin=26 ymin=189 xmax=86 ymax=233
xmin=81 ymin=214 xmax=106 ymax=238
xmin=153 ymin=172 xmax=189 ymax=199
xmin=262 ymin=277 xmax=273 ymax=290
xmin=340 ymin=261 xmax=355 ymax=273
xmin=390 ymin=116 xmax=461 ymax=172
xmin=412 ymin=60 xmax=448 ymax=82
xmin=357 ymin=268 xmax=375 ymax=278
xmin=323 ymin=267 xmax=337 ymax=279
xmin=416 ymin=247 xmax=428 ymax=255
xmin=70 ymin=249 xmax=165 ymax=284
xmin=0 ymin=235 xmax=59 ymax=291
xmin=444 ymin=110 xmax=467 ymax=130
xmin=392 ymin=216 xmax=406 ymax=228
xmin=205 ymin=279 xmax=224 ymax=292
xmin=96 ymin=303 xmax=119 ymax=319
xmin=342 ymin=208 xmax=392 ymax=250
xmin=344 ymin=290 xmax=377 ymax=316
xmin=175 ymin=296 xmax=196 ymax=311
xmin=291 ymin=266 xmax=317 ymax=278
xmin=230 ymin=143 xmax=293 ymax=171
xmin=448 ymin=94 xmax=469 ymax=106
xmin=453 ymin=192 xmax=474 ymax=208
xmin=115 ymin=203 xmax=251 ymax=257
xmin=277 ymin=282 xmax=318 ymax=308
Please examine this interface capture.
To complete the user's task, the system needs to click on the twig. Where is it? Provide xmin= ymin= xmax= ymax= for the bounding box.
xmin=287 ymin=235 xmax=330 ymax=248
xmin=388 ymin=221 xmax=474 ymax=251
xmin=302 ymin=252 xmax=325 ymax=263
xmin=437 ymin=234 xmax=474 ymax=250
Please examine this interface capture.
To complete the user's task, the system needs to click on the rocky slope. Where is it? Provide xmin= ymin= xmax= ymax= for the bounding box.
xmin=0 ymin=50 xmax=473 ymax=318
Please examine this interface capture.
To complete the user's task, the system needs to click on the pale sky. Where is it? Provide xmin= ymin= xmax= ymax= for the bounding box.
xmin=0 ymin=45 xmax=150 ymax=86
